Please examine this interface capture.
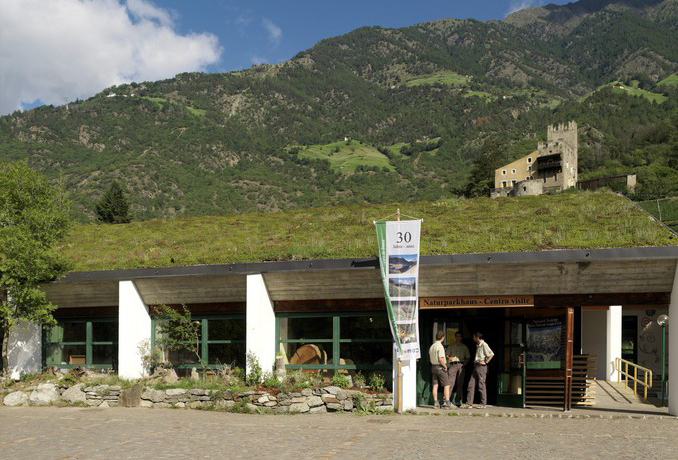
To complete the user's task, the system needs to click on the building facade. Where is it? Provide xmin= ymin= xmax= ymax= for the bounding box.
xmin=4 ymin=246 xmax=678 ymax=414
xmin=492 ymin=121 xmax=578 ymax=198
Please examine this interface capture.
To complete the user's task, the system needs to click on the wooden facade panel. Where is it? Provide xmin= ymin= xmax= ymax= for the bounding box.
xmin=264 ymin=270 xmax=383 ymax=301
xmin=42 ymin=281 xmax=119 ymax=308
xmin=476 ymin=260 xmax=675 ymax=295
xmin=418 ymin=265 xmax=478 ymax=296
xmin=135 ymin=275 xmax=246 ymax=305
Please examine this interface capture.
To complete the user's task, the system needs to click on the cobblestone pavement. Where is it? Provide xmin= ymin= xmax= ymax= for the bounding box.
xmin=0 ymin=407 xmax=676 ymax=460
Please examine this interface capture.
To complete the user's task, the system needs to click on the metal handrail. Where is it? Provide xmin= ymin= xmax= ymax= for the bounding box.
xmin=615 ymin=357 xmax=653 ymax=401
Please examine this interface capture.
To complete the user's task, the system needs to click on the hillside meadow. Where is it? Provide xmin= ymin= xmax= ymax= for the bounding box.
xmin=60 ymin=191 xmax=677 ymax=272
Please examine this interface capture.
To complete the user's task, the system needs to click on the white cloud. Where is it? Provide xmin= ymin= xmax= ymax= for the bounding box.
xmin=506 ymin=0 xmax=543 ymax=16
xmin=0 ymin=0 xmax=222 ymax=115
xmin=262 ymin=18 xmax=282 ymax=46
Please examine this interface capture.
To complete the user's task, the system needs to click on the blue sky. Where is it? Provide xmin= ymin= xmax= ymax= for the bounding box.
xmin=162 ymin=0 xmax=570 ymax=72
xmin=0 ymin=0 xmax=571 ymax=115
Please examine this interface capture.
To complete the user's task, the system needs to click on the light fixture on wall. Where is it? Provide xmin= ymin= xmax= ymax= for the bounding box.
xmin=657 ymin=315 xmax=669 ymax=407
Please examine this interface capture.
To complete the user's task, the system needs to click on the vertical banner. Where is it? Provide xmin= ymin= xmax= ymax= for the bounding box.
xmin=375 ymin=219 xmax=422 ymax=360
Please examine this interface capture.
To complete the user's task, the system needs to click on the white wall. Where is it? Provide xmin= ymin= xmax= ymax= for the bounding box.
xmin=668 ymin=261 xmax=678 ymax=415
xmin=581 ymin=309 xmax=608 ymax=380
xmin=606 ymin=305 xmax=622 ymax=381
xmin=246 ymin=274 xmax=275 ymax=379
xmin=392 ymin=355 xmax=417 ymax=411
xmin=118 ymin=280 xmax=151 ymax=379
xmin=7 ymin=320 xmax=41 ymax=379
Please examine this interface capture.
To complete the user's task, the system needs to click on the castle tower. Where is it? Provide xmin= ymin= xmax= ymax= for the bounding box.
xmin=547 ymin=121 xmax=577 ymax=151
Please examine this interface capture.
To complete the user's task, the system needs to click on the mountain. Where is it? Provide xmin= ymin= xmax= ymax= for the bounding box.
xmin=0 ymin=0 xmax=676 ymax=221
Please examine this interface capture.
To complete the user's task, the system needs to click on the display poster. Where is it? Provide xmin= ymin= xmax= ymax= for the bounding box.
xmin=526 ymin=318 xmax=563 ymax=369
xmin=375 ymin=219 xmax=422 ymax=360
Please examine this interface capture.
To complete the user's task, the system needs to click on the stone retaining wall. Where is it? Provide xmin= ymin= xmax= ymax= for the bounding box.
xmin=1 ymin=383 xmax=393 ymax=413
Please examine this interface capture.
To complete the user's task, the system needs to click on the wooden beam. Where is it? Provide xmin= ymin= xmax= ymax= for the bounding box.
xmin=274 ymin=298 xmax=387 ymax=313
xmin=534 ymin=292 xmax=669 ymax=307
xmin=564 ymin=307 xmax=574 ymax=412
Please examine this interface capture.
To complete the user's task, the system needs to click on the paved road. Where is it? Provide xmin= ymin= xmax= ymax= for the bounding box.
xmin=0 ymin=407 xmax=675 ymax=459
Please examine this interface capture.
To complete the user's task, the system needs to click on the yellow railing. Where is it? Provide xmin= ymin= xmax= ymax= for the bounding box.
xmin=615 ymin=358 xmax=653 ymax=401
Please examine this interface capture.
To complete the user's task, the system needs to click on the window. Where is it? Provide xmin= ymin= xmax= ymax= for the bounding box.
xmin=527 ymin=165 xmax=531 ymax=171
xmin=527 ymin=157 xmax=532 ymax=163
xmin=511 ymin=169 xmax=516 ymax=174
xmin=501 ymin=181 xmax=507 ymax=187
xmin=44 ymin=319 xmax=118 ymax=369
xmin=152 ymin=315 xmax=246 ymax=369
xmin=277 ymin=312 xmax=392 ymax=377
xmin=502 ymin=170 xmax=506 ymax=175
xmin=511 ymin=180 xmax=516 ymax=186
xmin=526 ymin=177 xmax=529 ymax=181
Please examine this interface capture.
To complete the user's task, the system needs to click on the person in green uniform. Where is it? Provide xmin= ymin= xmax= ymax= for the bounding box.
xmin=461 ymin=332 xmax=494 ymax=409
xmin=428 ymin=330 xmax=451 ymax=409
xmin=445 ymin=331 xmax=470 ymax=407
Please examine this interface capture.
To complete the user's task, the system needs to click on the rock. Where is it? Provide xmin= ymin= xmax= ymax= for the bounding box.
xmin=326 ymin=403 xmax=343 ymax=411
xmin=324 ymin=386 xmax=340 ymax=395
xmin=140 ymin=400 xmax=153 ymax=408
xmin=29 ymin=384 xmax=60 ymax=406
xmin=187 ymin=401 xmax=203 ymax=409
xmin=217 ymin=400 xmax=236 ymax=410
xmin=166 ymin=389 xmax=187 ymax=396
xmin=246 ymin=403 xmax=257 ymax=412
xmin=119 ymin=383 xmax=143 ymax=407
xmin=238 ymin=391 xmax=255 ymax=398
xmin=264 ymin=401 xmax=277 ymax=407
xmin=321 ymin=395 xmax=339 ymax=404
xmin=289 ymin=402 xmax=310 ymax=413
xmin=86 ymin=399 xmax=102 ymax=406
xmin=275 ymin=406 xmax=289 ymax=413
xmin=163 ymin=368 xmax=179 ymax=384
xmin=190 ymin=368 xmax=199 ymax=381
xmin=343 ymin=400 xmax=354 ymax=411
xmin=301 ymin=388 xmax=313 ymax=396
xmin=61 ymin=384 xmax=86 ymax=404
xmin=154 ymin=402 xmax=171 ymax=408
xmin=290 ymin=396 xmax=307 ymax=404
xmin=190 ymin=389 xmax=208 ymax=396
xmin=376 ymin=405 xmax=394 ymax=412
xmin=336 ymin=390 xmax=347 ymax=401
xmin=98 ymin=401 xmax=110 ymax=409
xmin=3 ymin=391 xmax=28 ymax=406
xmin=222 ymin=390 xmax=234 ymax=400
xmin=141 ymin=389 xmax=166 ymax=403
xmin=309 ymin=405 xmax=327 ymax=414
xmin=174 ymin=402 xmax=186 ymax=408
xmin=257 ymin=395 xmax=269 ymax=404
xmin=306 ymin=396 xmax=323 ymax=407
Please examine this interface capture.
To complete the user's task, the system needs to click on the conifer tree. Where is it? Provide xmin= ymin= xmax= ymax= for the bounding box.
xmin=95 ymin=181 xmax=131 ymax=224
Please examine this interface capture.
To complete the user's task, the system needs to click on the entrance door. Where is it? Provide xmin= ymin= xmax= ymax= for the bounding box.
xmin=622 ymin=316 xmax=638 ymax=366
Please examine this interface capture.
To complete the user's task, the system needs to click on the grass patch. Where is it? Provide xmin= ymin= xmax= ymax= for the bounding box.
xmin=404 ymin=72 xmax=470 ymax=87
xmin=140 ymin=96 xmax=206 ymax=116
xmin=657 ymin=73 xmax=678 ymax=87
xmin=463 ymin=91 xmax=495 ymax=101
xmin=579 ymin=82 xmax=667 ymax=104
xmin=295 ymin=140 xmax=394 ymax=173
xmin=638 ymin=197 xmax=678 ymax=233
xmin=58 ymin=191 xmax=676 ymax=272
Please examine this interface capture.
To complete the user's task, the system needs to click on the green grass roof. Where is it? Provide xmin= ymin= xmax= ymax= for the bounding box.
xmin=61 ymin=191 xmax=677 ymax=272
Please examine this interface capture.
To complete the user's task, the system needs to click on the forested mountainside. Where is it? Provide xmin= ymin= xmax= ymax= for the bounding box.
xmin=0 ymin=0 xmax=676 ymax=221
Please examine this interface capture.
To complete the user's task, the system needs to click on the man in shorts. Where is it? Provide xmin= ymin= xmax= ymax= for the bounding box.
xmin=428 ymin=330 xmax=451 ymax=409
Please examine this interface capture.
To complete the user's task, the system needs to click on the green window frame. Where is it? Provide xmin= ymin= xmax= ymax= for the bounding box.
xmin=276 ymin=312 xmax=393 ymax=374
xmin=151 ymin=314 xmax=246 ymax=369
xmin=42 ymin=318 xmax=118 ymax=370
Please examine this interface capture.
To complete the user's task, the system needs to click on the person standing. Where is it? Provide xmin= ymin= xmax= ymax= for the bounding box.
xmin=446 ymin=331 xmax=471 ymax=407
xmin=428 ymin=330 xmax=451 ymax=409
xmin=461 ymin=332 xmax=494 ymax=409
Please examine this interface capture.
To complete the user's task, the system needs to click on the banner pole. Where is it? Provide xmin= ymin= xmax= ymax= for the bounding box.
xmin=396 ymin=208 xmax=403 ymax=414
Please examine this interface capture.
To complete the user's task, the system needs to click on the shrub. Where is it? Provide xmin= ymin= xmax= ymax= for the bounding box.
xmin=332 ymin=373 xmax=350 ymax=388
xmin=352 ymin=372 xmax=366 ymax=388
xmin=245 ymin=353 xmax=262 ymax=386
xmin=368 ymin=373 xmax=386 ymax=392
xmin=263 ymin=372 xmax=281 ymax=388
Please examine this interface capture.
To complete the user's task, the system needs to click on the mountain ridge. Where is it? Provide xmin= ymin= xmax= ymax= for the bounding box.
xmin=0 ymin=0 xmax=676 ymax=221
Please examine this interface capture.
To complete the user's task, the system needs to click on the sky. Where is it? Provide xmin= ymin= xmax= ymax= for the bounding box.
xmin=0 ymin=0 xmax=572 ymax=115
